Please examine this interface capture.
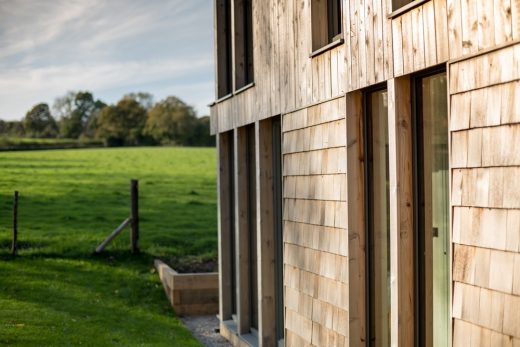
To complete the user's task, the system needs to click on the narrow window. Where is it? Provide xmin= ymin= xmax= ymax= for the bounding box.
xmin=229 ymin=131 xmax=237 ymax=316
xmin=216 ymin=0 xmax=232 ymax=98
xmin=392 ymin=0 xmax=414 ymax=11
xmin=413 ymin=71 xmax=449 ymax=347
xmin=234 ymin=0 xmax=254 ymax=90
xmin=272 ymin=116 xmax=284 ymax=344
xmin=327 ymin=0 xmax=342 ymax=43
xmin=364 ymin=88 xmax=391 ymax=346
xmin=246 ymin=124 xmax=259 ymax=332
xmin=311 ymin=0 xmax=343 ymax=52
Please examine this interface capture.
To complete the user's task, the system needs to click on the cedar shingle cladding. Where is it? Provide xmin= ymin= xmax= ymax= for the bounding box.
xmin=450 ymin=43 xmax=520 ymax=345
xmin=283 ymin=99 xmax=349 ymax=345
xmin=211 ymin=0 xmax=520 ymax=346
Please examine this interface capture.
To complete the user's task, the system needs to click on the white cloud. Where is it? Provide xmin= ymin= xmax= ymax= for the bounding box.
xmin=0 ymin=0 xmax=214 ymax=120
xmin=0 ymin=57 xmax=213 ymax=118
xmin=0 ymin=0 xmax=95 ymax=60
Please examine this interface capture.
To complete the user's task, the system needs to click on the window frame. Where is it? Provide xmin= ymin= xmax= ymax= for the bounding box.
xmin=387 ymin=0 xmax=430 ymax=19
xmin=216 ymin=0 xmax=233 ymax=99
xmin=310 ymin=0 xmax=344 ymax=57
xmin=234 ymin=0 xmax=254 ymax=91
xmin=363 ymin=84 xmax=391 ymax=346
xmin=411 ymin=65 xmax=449 ymax=347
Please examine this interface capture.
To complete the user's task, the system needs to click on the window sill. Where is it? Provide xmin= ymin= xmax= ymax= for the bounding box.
xmin=222 ymin=320 xmax=259 ymax=347
xmin=210 ymin=82 xmax=255 ymax=107
xmin=215 ymin=93 xmax=233 ymax=104
xmin=387 ymin=0 xmax=430 ymax=19
xmin=310 ymin=38 xmax=344 ymax=58
xmin=234 ymin=82 xmax=255 ymax=95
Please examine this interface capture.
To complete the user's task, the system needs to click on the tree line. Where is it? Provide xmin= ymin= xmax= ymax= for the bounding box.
xmin=0 ymin=91 xmax=215 ymax=147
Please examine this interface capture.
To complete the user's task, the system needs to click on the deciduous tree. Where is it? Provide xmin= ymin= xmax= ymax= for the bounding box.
xmin=23 ymin=103 xmax=58 ymax=138
xmin=96 ymin=97 xmax=147 ymax=146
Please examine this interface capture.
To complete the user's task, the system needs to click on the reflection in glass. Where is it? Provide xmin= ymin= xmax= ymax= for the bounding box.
xmin=419 ymin=73 xmax=449 ymax=347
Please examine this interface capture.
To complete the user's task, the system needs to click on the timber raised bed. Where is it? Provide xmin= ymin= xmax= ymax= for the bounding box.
xmin=154 ymin=259 xmax=218 ymax=316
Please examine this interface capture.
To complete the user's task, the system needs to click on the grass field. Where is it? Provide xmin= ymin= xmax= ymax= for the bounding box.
xmin=0 ymin=147 xmax=217 ymax=346
xmin=0 ymin=137 xmax=103 ymax=151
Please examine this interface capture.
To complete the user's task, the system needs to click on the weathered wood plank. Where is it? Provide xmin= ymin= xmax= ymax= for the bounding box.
xmin=346 ymin=91 xmax=365 ymax=347
xmin=388 ymin=77 xmax=414 ymax=347
xmin=447 ymin=0 xmax=463 ymax=59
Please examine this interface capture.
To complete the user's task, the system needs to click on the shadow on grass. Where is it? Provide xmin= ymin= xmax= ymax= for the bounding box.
xmin=0 ymin=250 xmax=200 ymax=346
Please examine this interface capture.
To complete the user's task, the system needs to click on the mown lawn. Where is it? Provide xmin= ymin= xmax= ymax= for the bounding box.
xmin=0 ymin=147 xmax=217 ymax=346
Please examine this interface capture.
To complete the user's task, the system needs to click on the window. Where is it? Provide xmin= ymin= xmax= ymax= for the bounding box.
xmin=216 ymin=0 xmax=232 ymax=98
xmin=392 ymin=0 xmax=414 ymax=10
xmin=246 ymin=124 xmax=259 ymax=331
xmin=216 ymin=0 xmax=253 ymax=98
xmin=228 ymin=131 xmax=237 ymax=316
xmin=364 ymin=88 xmax=391 ymax=346
xmin=413 ymin=70 xmax=449 ymax=347
xmin=234 ymin=0 xmax=253 ymax=90
xmin=311 ymin=0 xmax=343 ymax=52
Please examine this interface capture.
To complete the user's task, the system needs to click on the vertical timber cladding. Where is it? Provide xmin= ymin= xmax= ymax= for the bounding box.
xmin=282 ymin=97 xmax=349 ymax=346
xmin=450 ymin=43 xmax=520 ymax=345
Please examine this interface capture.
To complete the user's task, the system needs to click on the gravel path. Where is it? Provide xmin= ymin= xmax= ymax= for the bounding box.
xmin=181 ymin=315 xmax=231 ymax=347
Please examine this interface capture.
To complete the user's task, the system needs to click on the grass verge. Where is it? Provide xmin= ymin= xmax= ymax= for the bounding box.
xmin=0 ymin=147 xmax=217 ymax=346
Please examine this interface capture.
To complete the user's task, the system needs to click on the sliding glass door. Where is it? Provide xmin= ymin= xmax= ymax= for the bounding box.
xmin=414 ymin=71 xmax=449 ymax=347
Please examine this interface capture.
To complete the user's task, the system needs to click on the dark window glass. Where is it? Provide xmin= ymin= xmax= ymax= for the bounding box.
xmin=312 ymin=0 xmax=342 ymax=51
xmin=234 ymin=0 xmax=253 ymax=89
xmin=327 ymin=0 xmax=342 ymax=42
xmin=228 ymin=131 xmax=237 ymax=315
xmin=413 ymin=71 xmax=449 ymax=347
xmin=392 ymin=0 xmax=413 ymax=10
xmin=216 ymin=0 xmax=232 ymax=98
xmin=246 ymin=124 xmax=258 ymax=330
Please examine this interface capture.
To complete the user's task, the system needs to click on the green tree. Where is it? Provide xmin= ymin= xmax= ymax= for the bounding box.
xmin=54 ymin=91 xmax=106 ymax=138
xmin=23 ymin=103 xmax=58 ymax=138
xmin=191 ymin=116 xmax=215 ymax=146
xmin=0 ymin=121 xmax=25 ymax=136
xmin=124 ymin=92 xmax=154 ymax=110
xmin=144 ymin=96 xmax=197 ymax=145
xmin=96 ymin=97 xmax=147 ymax=146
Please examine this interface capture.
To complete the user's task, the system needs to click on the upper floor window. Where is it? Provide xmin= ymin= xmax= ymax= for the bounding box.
xmin=392 ymin=0 xmax=414 ymax=11
xmin=216 ymin=0 xmax=253 ymax=99
xmin=311 ymin=0 xmax=342 ymax=52
xmin=216 ymin=0 xmax=232 ymax=98
xmin=234 ymin=0 xmax=253 ymax=90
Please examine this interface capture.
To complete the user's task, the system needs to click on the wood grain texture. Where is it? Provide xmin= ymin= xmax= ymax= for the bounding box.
xmin=234 ymin=127 xmax=251 ymax=334
xmin=346 ymin=91 xmax=366 ymax=347
xmin=217 ymin=131 xmax=234 ymax=321
xmin=388 ymin=77 xmax=414 ymax=347
xmin=450 ymin=44 xmax=520 ymax=345
xmin=255 ymin=119 xmax=277 ymax=346
xmin=282 ymin=97 xmax=348 ymax=345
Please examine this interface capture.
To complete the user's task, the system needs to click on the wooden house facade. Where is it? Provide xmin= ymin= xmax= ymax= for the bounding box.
xmin=209 ymin=0 xmax=520 ymax=346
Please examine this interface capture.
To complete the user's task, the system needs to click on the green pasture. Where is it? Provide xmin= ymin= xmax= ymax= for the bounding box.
xmin=0 ymin=147 xmax=217 ymax=346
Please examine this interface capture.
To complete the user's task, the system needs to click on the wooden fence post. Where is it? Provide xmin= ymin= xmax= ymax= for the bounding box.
xmin=130 ymin=179 xmax=139 ymax=254
xmin=12 ymin=191 xmax=18 ymax=256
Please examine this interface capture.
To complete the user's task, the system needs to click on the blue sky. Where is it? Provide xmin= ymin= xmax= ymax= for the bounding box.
xmin=0 ymin=0 xmax=214 ymax=120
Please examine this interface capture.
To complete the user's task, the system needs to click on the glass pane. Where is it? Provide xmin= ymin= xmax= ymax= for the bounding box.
xmin=368 ymin=90 xmax=390 ymax=347
xmin=421 ymin=73 xmax=449 ymax=347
